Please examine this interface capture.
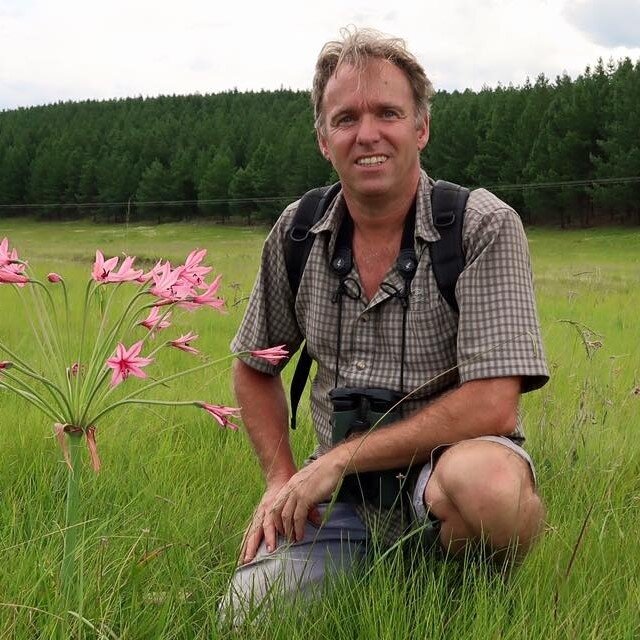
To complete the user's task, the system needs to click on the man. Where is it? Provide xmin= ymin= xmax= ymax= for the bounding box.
xmin=224 ymin=27 xmax=549 ymax=622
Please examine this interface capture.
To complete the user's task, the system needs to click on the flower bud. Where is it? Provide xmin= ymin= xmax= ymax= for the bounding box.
xmin=47 ymin=273 xmax=63 ymax=283
xmin=0 ymin=361 xmax=13 ymax=370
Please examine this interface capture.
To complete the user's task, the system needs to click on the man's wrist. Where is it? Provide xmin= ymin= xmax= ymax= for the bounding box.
xmin=265 ymin=463 xmax=296 ymax=486
xmin=330 ymin=441 xmax=358 ymax=475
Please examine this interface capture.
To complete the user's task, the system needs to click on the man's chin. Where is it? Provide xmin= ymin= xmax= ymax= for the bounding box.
xmin=344 ymin=176 xmax=393 ymax=199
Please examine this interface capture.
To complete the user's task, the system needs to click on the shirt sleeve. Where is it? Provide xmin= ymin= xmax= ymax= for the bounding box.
xmin=456 ymin=190 xmax=549 ymax=392
xmin=229 ymin=203 xmax=305 ymax=375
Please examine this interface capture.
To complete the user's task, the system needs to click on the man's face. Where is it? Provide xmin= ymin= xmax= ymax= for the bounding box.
xmin=317 ymin=58 xmax=429 ymax=203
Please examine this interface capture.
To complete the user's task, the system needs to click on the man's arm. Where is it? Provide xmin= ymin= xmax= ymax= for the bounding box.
xmin=269 ymin=376 xmax=520 ymax=542
xmin=233 ymin=359 xmax=298 ymax=564
xmin=336 ymin=376 xmax=519 ymax=472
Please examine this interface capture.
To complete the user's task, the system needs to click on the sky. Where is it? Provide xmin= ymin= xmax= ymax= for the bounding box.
xmin=1 ymin=0 xmax=640 ymax=111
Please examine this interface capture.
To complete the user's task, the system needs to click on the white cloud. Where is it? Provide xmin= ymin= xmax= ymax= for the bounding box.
xmin=1 ymin=0 xmax=639 ymax=110
xmin=564 ymin=0 xmax=640 ymax=48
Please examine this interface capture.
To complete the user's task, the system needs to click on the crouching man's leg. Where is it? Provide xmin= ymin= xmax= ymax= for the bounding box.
xmin=219 ymin=502 xmax=368 ymax=628
xmin=420 ymin=436 xmax=544 ymax=561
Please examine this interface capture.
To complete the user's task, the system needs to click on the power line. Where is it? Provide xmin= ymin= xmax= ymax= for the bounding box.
xmin=484 ymin=175 xmax=640 ymax=193
xmin=0 ymin=176 xmax=639 ymax=210
xmin=0 ymin=195 xmax=297 ymax=210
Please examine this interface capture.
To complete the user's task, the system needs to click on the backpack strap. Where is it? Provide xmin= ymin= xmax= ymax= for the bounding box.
xmin=428 ymin=180 xmax=470 ymax=314
xmin=285 ymin=183 xmax=340 ymax=428
xmin=285 ymin=183 xmax=341 ymax=297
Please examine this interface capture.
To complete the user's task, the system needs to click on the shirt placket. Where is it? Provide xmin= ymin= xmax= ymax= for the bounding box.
xmin=340 ymin=266 xmax=406 ymax=387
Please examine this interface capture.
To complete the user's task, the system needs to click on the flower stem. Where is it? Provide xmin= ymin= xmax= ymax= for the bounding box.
xmin=85 ymin=355 xmax=234 ymax=425
xmin=87 ymin=398 xmax=200 ymax=425
xmin=0 ymin=380 xmax=63 ymax=422
xmin=61 ymin=430 xmax=83 ymax=603
xmin=0 ymin=340 xmax=39 ymax=374
xmin=10 ymin=363 xmax=73 ymax=418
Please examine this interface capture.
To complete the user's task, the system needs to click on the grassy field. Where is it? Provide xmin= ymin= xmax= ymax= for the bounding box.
xmin=0 ymin=219 xmax=639 ymax=639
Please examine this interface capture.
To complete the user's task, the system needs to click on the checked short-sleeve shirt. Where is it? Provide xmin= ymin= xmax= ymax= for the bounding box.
xmin=231 ymin=171 xmax=549 ymax=544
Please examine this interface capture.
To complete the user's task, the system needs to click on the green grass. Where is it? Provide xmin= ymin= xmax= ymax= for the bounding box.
xmin=0 ymin=219 xmax=639 ymax=638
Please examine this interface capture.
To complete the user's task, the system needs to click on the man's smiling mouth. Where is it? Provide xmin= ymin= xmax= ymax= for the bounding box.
xmin=355 ymin=155 xmax=388 ymax=166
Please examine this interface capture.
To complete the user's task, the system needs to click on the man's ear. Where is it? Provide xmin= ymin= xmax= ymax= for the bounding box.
xmin=417 ymin=115 xmax=430 ymax=151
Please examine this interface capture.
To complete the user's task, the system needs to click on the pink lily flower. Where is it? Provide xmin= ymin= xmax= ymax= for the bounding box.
xmin=139 ymin=307 xmax=172 ymax=333
xmin=0 ymin=239 xmax=22 ymax=269
xmin=250 ymin=345 xmax=289 ymax=365
xmin=105 ymin=340 xmax=154 ymax=387
xmin=182 ymin=249 xmax=212 ymax=287
xmin=104 ymin=255 xmax=143 ymax=283
xmin=184 ymin=275 xmax=225 ymax=311
xmin=137 ymin=260 xmax=164 ymax=283
xmin=169 ymin=332 xmax=199 ymax=354
xmin=92 ymin=250 xmax=119 ymax=282
xmin=197 ymin=402 xmax=241 ymax=430
xmin=0 ymin=267 xmax=29 ymax=285
xmin=171 ymin=279 xmax=198 ymax=301
xmin=0 ymin=238 xmax=11 ymax=266
xmin=150 ymin=262 xmax=186 ymax=300
xmin=47 ymin=272 xmax=63 ymax=283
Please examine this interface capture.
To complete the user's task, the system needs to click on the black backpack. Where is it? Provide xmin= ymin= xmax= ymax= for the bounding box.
xmin=284 ymin=180 xmax=470 ymax=428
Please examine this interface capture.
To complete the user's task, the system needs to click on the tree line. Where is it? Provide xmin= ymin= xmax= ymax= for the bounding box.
xmin=1 ymin=57 xmax=639 ymax=227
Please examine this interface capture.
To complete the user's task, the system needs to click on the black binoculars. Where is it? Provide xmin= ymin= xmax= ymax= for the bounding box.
xmin=329 ymin=387 xmax=411 ymax=509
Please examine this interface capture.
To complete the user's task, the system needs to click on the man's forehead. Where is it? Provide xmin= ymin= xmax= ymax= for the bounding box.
xmin=330 ymin=58 xmax=397 ymax=86
xmin=323 ymin=59 xmax=410 ymax=106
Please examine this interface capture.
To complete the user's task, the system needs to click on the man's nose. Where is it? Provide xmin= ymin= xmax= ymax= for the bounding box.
xmin=356 ymin=114 xmax=381 ymax=145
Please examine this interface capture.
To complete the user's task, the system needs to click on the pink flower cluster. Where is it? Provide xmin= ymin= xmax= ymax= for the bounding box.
xmin=147 ymin=249 xmax=224 ymax=311
xmin=0 ymin=237 xmax=28 ymax=286
xmin=92 ymin=248 xmax=224 ymax=312
xmin=100 ymin=249 xmax=225 ymax=393
xmin=1 ymin=237 xmax=292 ymax=438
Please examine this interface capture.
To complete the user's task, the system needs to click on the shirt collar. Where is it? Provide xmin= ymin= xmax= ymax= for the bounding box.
xmin=414 ymin=170 xmax=440 ymax=243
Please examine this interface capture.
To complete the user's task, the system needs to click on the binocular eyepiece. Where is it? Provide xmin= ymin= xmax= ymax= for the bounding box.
xmin=329 ymin=387 xmax=402 ymax=444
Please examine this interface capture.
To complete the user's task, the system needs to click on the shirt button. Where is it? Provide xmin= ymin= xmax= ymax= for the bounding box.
xmin=356 ymin=361 xmax=366 ymax=370
xmin=359 ymin=316 xmax=367 ymax=323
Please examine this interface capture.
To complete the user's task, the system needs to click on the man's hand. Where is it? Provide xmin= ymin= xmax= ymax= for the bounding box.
xmin=239 ymin=478 xmax=291 ymax=565
xmin=269 ymin=453 xmax=346 ymax=543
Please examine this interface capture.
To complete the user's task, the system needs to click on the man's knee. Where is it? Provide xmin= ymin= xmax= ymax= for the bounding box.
xmin=435 ymin=441 xmax=533 ymax=507
xmin=424 ymin=440 xmax=544 ymax=552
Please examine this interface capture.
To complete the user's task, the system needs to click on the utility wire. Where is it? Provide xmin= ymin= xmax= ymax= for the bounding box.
xmin=0 ymin=176 xmax=639 ymax=210
xmin=485 ymin=175 xmax=640 ymax=193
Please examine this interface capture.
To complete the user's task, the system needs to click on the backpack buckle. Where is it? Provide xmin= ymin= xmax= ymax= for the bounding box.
xmin=289 ymin=225 xmax=311 ymax=242
xmin=434 ymin=211 xmax=456 ymax=228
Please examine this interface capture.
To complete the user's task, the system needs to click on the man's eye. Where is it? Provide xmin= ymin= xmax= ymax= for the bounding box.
xmin=335 ymin=114 xmax=355 ymax=126
xmin=382 ymin=110 xmax=399 ymax=119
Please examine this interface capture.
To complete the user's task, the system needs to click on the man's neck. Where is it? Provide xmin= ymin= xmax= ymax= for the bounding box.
xmin=343 ymin=183 xmax=419 ymax=240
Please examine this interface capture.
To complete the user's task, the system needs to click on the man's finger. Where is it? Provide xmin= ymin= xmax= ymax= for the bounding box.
xmin=263 ymin=513 xmax=278 ymax=554
xmin=240 ymin=513 xmax=265 ymax=565
xmin=280 ymin=496 xmax=296 ymax=542
xmin=270 ymin=497 xmax=285 ymax=537
xmin=240 ymin=527 xmax=263 ymax=565
xmin=293 ymin=500 xmax=310 ymax=542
